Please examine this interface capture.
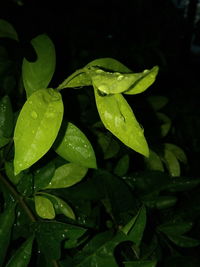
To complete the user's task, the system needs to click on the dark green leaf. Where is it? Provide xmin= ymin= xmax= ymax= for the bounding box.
xmin=5 ymin=236 xmax=34 ymax=267
xmin=22 ymin=34 xmax=56 ymax=97
xmin=0 ymin=203 xmax=16 ymax=266
xmin=5 ymin=161 xmax=23 ymax=184
xmin=34 ymin=161 xmax=55 ymax=192
xmin=124 ymin=260 xmax=157 ymax=267
xmin=156 ymin=112 xmax=171 ymax=137
xmin=167 ymin=177 xmax=200 ymax=192
xmin=114 ymin=154 xmax=130 ymax=176
xmin=147 ymin=95 xmax=169 ymax=111
xmin=17 ymin=173 xmax=33 ymax=197
xmin=0 ymin=19 xmax=18 ymax=41
xmin=157 ymin=222 xmax=193 ymax=235
xmin=162 ymin=148 xmax=180 ymax=177
xmin=0 ymin=95 xmax=13 ymax=138
xmin=167 ymin=234 xmax=200 ymax=247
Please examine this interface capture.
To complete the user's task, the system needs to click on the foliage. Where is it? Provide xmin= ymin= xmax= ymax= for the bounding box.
xmin=0 ymin=19 xmax=200 ymax=267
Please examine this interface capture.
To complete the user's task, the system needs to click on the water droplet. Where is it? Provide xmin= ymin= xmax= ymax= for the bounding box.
xmin=117 ymin=75 xmax=124 ymax=81
xmin=62 ymin=234 xmax=66 ymax=238
xmin=31 ymin=111 xmax=38 ymax=119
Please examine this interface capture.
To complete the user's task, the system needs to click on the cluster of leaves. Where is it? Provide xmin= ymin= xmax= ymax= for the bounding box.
xmin=0 ymin=19 xmax=200 ymax=267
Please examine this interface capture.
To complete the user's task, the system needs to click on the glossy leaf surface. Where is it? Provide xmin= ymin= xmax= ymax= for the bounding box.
xmin=94 ymin=87 xmax=149 ymax=156
xmin=55 ymin=122 xmax=97 ymax=168
xmin=22 ymin=34 xmax=56 ymax=97
xmin=0 ymin=19 xmax=18 ymax=41
xmin=5 ymin=236 xmax=34 ymax=267
xmin=46 ymin=163 xmax=88 ymax=189
xmin=14 ymin=88 xmax=63 ymax=174
xmin=35 ymin=195 xmax=55 ymax=219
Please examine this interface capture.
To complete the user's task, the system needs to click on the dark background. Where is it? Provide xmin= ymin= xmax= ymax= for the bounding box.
xmin=0 ymin=0 xmax=200 ymax=175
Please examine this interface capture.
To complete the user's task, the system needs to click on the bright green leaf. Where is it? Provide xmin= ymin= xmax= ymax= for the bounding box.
xmin=164 ymin=143 xmax=187 ymax=164
xmin=14 ymin=88 xmax=63 ymax=174
xmin=163 ymin=148 xmax=180 ymax=177
xmin=0 ymin=204 xmax=16 ymax=266
xmin=147 ymin=95 xmax=169 ymax=111
xmin=35 ymin=195 xmax=55 ymax=219
xmin=5 ymin=236 xmax=34 ymax=267
xmin=114 ymin=154 xmax=130 ymax=176
xmin=94 ymin=87 xmax=149 ymax=157
xmin=22 ymin=34 xmax=56 ymax=97
xmin=0 ymin=19 xmax=19 ymax=41
xmin=46 ymin=163 xmax=88 ymax=189
xmin=144 ymin=149 xmax=164 ymax=172
xmin=54 ymin=121 xmax=97 ymax=169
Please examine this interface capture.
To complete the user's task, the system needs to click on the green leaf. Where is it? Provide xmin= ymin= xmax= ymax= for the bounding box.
xmin=167 ymin=235 xmax=200 ymax=248
xmin=114 ymin=154 xmax=130 ymax=176
xmin=122 ymin=206 xmax=146 ymax=247
xmin=0 ymin=204 xmax=16 ymax=266
xmin=54 ymin=121 xmax=97 ymax=169
xmin=14 ymin=88 xmax=63 ymax=174
xmin=86 ymin=57 xmax=132 ymax=72
xmin=5 ymin=161 xmax=23 ymax=184
xmin=5 ymin=236 xmax=34 ymax=267
xmin=22 ymin=34 xmax=56 ymax=97
xmin=147 ymin=95 xmax=169 ymax=111
xmin=124 ymin=66 xmax=159 ymax=95
xmin=34 ymin=161 xmax=55 ymax=192
xmin=0 ymin=19 xmax=19 ymax=41
xmin=43 ymin=193 xmax=76 ymax=220
xmin=124 ymin=260 xmax=157 ymax=267
xmin=94 ymin=87 xmax=149 ymax=157
xmin=157 ymin=222 xmax=193 ymax=235
xmin=35 ymin=195 xmax=55 ymax=219
xmin=17 ymin=173 xmax=33 ymax=197
xmin=46 ymin=163 xmax=88 ymax=189
xmin=164 ymin=143 xmax=187 ymax=164
xmin=167 ymin=177 xmax=200 ymax=192
xmin=162 ymin=148 xmax=180 ymax=177
xmin=154 ymin=196 xmax=177 ymax=209
xmin=0 ymin=95 xmax=13 ymax=138
xmin=156 ymin=112 xmax=171 ymax=137
xmin=144 ymin=149 xmax=164 ymax=172
xmin=33 ymin=221 xmax=86 ymax=260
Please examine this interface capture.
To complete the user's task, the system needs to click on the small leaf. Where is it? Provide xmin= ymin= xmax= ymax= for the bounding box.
xmin=5 ymin=236 xmax=34 ymax=267
xmin=0 ymin=204 xmax=16 ymax=266
xmin=46 ymin=163 xmax=88 ymax=189
xmin=94 ymin=87 xmax=149 ymax=157
xmin=167 ymin=235 xmax=200 ymax=248
xmin=114 ymin=154 xmax=130 ymax=176
xmin=0 ymin=95 xmax=13 ymax=138
xmin=0 ymin=19 xmax=19 ymax=41
xmin=35 ymin=195 xmax=55 ymax=219
xmin=147 ymin=95 xmax=169 ymax=111
xmin=164 ymin=143 xmax=187 ymax=164
xmin=14 ymin=88 xmax=63 ymax=174
xmin=154 ymin=196 xmax=177 ymax=209
xmin=22 ymin=34 xmax=56 ymax=97
xmin=163 ymin=148 xmax=180 ymax=177
xmin=54 ymin=121 xmax=97 ymax=169
xmin=144 ymin=149 xmax=164 ymax=172
xmin=5 ymin=161 xmax=23 ymax=184
xmin=157 ymin=222 xmax=193 ymax=236
xmin=156 ymin=112 xmax=171 ymax=137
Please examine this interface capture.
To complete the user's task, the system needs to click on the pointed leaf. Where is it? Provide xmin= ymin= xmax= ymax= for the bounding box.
xmin=14 ymin=88 xmax=63 ymax=174
xmin=0 ymin=19 xmax=19 ymax=41
xmin=54 ymin=122 xmax=97 ymax=168
xmin=163 ymin=148 xmax=180 ymax=177
xmin=94 ymin=87 xmax=149 ymax=156
xmin=22 ymin=34 xmax=56 ymax=97
xmin=0 ymin=204 xmax=16 ymax=266
xmin=46 ymin=163 xmax=88 ymax=189
xmin=35 ymin=195 xmax=55 ymax=219
xmin=5 ymin=236 xmax=34 ymax=267
xmin=124 ymin=66 xmax=159 ymax=95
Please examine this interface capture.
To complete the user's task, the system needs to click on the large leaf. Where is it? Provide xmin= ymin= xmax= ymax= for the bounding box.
xmin=0 ymin=204 xmax=16 ymax=266
xmin=35 ymin=195 xmax=55 ymax=219
xmin=54 ymin=121 xmax=97 ymax=168
xmin=14 ymin=88 xmax=63 ymax=174
xmin=22 ymin=34 xmax=56 ymax=97
xmin=5 ymin=236 xmax=34 ymax=267
xmin=46 ymin=163 xmax=88 ymax=189
xmin=0 ymin=19 xmax=19 ymax=41
xmin=94 ymin=87 xmax=149 ymax=157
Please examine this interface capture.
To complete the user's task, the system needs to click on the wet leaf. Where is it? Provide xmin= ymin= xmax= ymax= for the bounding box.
xmin=0 ymin=19 xmax=19 ymax=41
xmin=14 ymin=88 xmax=63 ymax=174
xmin=22 ymin=34 xmax=56 ymax=97
xmin=46 ymin=163 xmax=88 ymax=189
xmin=35 ymin=195 xmax=55 ymax=219
xmin=55 ymin=121 xmax=97 ymax=169
xmin=5 ymin=236 xmax=34 ymax=267
xmin=0 ymin=204 xmax=16 ymax=266
xmin=94 ymin=87 xmax=149 ymax=157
